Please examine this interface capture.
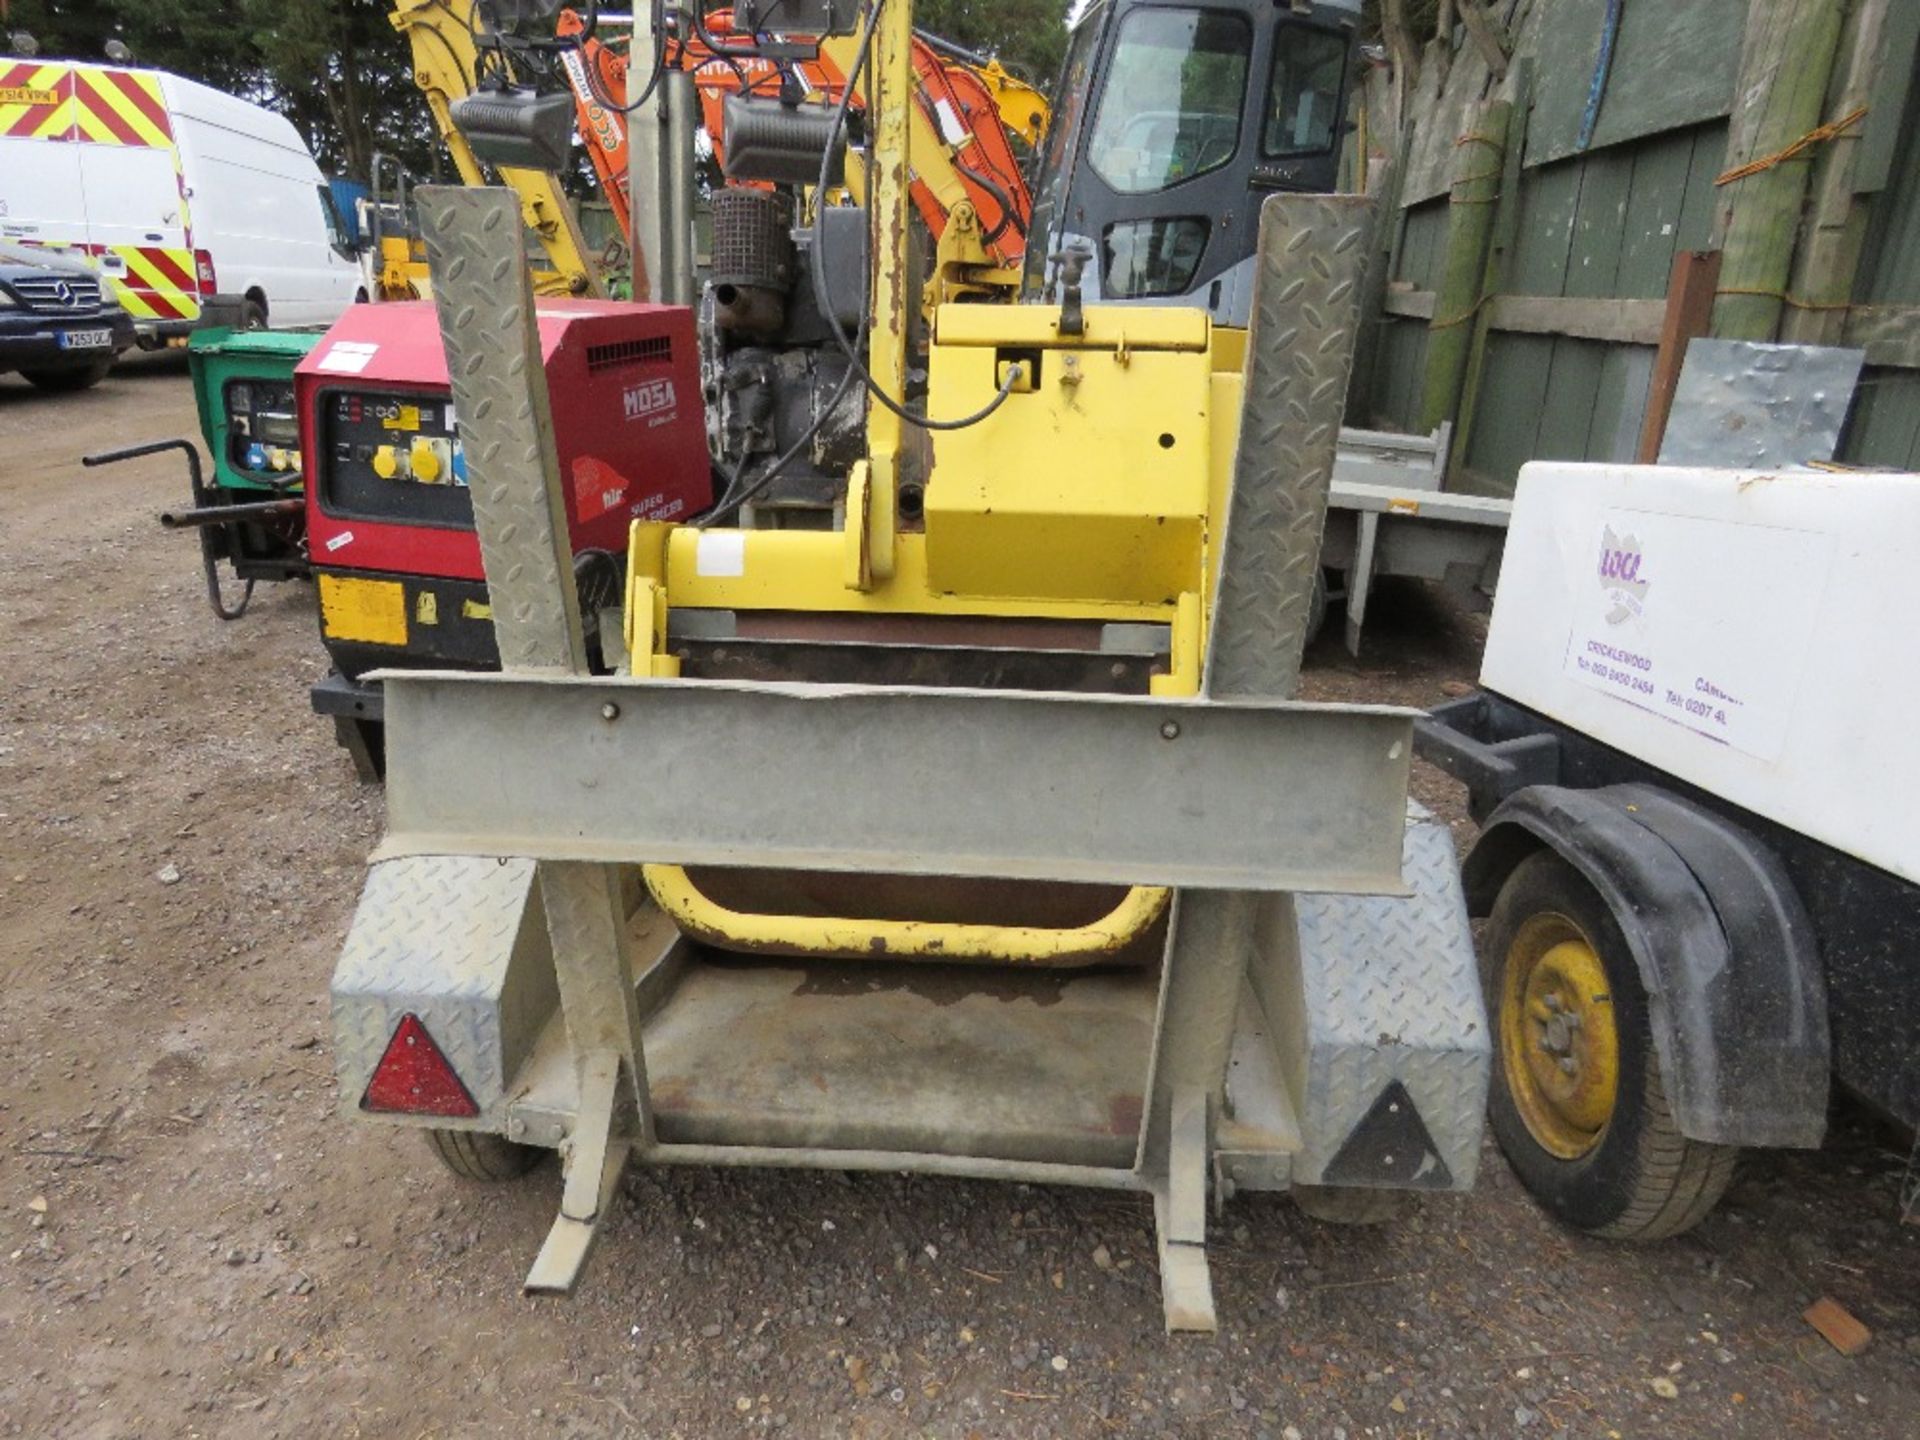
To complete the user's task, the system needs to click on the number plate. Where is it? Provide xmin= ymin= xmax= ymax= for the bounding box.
xmin=58 ymin=328 xmax=112 ymax=350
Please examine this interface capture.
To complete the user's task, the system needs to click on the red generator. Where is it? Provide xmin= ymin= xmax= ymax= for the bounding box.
xmin=295 ymin=300 xmax=711 ymax=779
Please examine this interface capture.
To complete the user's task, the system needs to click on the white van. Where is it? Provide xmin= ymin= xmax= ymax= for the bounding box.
xmin=0 ymin=57 xmax=365 ymax=342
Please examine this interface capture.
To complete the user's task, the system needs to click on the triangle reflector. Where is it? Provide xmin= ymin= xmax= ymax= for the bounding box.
xmin=360 ymin=1012 xmax=480 ymax=1118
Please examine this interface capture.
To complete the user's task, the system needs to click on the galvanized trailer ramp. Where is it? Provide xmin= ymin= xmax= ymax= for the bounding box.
xmin=332 ymin=187 xmax=1490 ymax=1333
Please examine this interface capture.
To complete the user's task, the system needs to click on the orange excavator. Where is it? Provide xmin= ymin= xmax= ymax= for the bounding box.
xmin=554 ymin=6 xmax=1044 ymax=269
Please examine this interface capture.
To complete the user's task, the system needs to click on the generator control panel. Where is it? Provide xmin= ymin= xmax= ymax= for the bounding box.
xmin=318 ymin=386 xmax=473 ymax=529
xmin=224 ymin=378 xmax=304 ymax=479
xmin=297 ymin=299 xmax=711 ymax=582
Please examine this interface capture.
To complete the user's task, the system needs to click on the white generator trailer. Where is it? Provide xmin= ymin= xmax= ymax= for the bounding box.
xmin=1420 ymin=461 xmax=1918 ymax=1237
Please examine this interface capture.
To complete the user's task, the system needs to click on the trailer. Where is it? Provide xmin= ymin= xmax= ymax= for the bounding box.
xmin=327 ymin=183 xmax=1493 ymax=1334
xmin=1418 ymin=460 xmax=1918 ymax=1237
xmin=1323 ymin=423 xmax=1508 ymax=655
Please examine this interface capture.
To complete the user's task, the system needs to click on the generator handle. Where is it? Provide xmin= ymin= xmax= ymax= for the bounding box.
xmin=83 ymin=437 xmax=206 ymax=490
xmin=159 ymin=497 xmax=306 ymax=529
xmin=84 ymin=438 xmax=261 ymax=622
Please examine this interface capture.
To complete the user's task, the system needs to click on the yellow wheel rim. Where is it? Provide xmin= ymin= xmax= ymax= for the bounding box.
xmin=1499 ymin=912 xmax=1621 ymax=1160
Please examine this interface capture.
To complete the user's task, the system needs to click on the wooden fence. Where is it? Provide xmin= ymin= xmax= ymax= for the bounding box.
xmin=1353 ymin=0 xmax=1920 ymax=495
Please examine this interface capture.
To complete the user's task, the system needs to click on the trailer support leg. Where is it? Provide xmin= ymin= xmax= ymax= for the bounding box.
xmin=1152 ymin=1085 xmax=1217 ymax=1332
xmin=1345 ymin=508 xmax=1380 ymax=657
xmin=525 ymin=863 xmax=654 ymax=1294
xmin=527 ymin=1051 xmax=632 ymax=1293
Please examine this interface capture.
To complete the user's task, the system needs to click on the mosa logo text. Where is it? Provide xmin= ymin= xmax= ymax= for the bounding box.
xmin=622 ymin=378 xmax=676 ymax=423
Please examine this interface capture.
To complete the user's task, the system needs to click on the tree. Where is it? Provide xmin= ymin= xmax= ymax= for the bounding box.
xmin=1 ymin=0 xmax=1080 ymax=187
xmin=911 ymin=0 xmax=1076 ymax=88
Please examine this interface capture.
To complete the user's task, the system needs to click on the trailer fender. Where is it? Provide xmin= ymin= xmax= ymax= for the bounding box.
xmin=1462 ymin=785 xmax=1828 ymax=1149
xmin=332 ymin=855 xmax=559 ymax=1130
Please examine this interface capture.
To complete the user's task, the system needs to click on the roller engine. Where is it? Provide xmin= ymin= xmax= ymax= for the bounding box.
xmin=701 ymin=185 xmax=871 ymax=521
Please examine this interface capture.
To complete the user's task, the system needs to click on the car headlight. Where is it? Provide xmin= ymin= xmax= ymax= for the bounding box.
xmin=0 ymin=289 xmax=17 ymax=309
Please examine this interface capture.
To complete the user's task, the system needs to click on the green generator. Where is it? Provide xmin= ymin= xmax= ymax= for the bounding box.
xmin=86 ymin=320 xmax=324 ymax=619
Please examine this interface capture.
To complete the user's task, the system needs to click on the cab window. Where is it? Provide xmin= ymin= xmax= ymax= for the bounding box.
xmin=1022 ymin=4 xmax=1106 ymax=293
xmin=317 ymin=186 xmax=356 ymax=258
xmin=1263 ymin=25 xmax=1347 ymax=157
xmin=1086 ymin=7 xmax=1251 ymax=195
xmin=1102 ymin=216 xmax=1209 ymax=299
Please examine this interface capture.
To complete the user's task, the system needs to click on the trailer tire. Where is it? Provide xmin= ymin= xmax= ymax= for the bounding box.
xmin=1483 ymin=852 xmax=1736 ymax=1240
xmin=425 ymin=1128 xmax=544 ymax=1182
xmin=1291 ymin=1184 xmax=1410 ymax=1226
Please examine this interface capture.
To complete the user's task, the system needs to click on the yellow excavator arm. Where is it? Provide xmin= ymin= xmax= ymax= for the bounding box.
xmin=970 ymin=56 xmax=1048 ymax=150
xmin=388 ymin=0 xmax=605 ymax=297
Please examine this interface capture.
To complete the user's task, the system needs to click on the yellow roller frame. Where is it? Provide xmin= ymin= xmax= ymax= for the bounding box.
xmin=643 ymin=864 xmax=1170 ymax=967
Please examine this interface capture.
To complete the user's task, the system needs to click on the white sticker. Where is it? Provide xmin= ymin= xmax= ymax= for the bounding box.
xmin=324 ymin=530 xmax=354 ymax=552
xmin=694 ymin=530 xmax=746 ymax=578
xmin=1563 ymin=508 xmax=1831 ymax=761
xmin=317 ymin=340 xmax=378 ymax=374
xmin=933 ymin=98 xmax=968 ymax=147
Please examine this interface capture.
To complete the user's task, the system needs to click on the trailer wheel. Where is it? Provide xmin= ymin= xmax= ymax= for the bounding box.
xmin=425 ymin=1128 xmax=544 ymax=1182
xmin=1291 ymin=1184 xmax=1410 ymax=1226
xmin=1483 ymin=852 xmax=1736 ymax=1239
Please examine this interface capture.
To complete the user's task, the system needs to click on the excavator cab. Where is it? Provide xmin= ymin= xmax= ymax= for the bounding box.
xmin=1023 ymin=0 xmax=1362 ymax=327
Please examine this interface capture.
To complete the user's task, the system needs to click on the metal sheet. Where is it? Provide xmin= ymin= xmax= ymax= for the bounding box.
xmin=417 ymin=186 xmax=591 ymax=675
xmin=376 ymin=672 xmax=1416 ymax=895
xmin=1209 ymin=193 xmax=1376 ymax=700
xmin=1659 ymin=340 xmax=1866 ymax=468
xmin=500 ymin=956 xmax=1163 ymax=1168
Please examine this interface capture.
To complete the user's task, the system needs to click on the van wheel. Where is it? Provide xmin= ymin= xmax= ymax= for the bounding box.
xmin=425 ymin=1128 xmax=544 ymax=1182
xmin=1483 ymin=852 xmax=1737 ymax=1240
xmin=243 ymin=298 xmax=268 ymax=330
xmin=23 ymin=360 xmax=112 ymax=392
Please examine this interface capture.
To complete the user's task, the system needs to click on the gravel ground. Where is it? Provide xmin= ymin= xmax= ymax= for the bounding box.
xmin=1 ymin=353 xmax=1916 ymax=1439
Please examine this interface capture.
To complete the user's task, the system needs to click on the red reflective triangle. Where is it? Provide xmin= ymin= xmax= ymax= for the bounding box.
xmin=361 ymin=1013 xmax=479 ymax=1118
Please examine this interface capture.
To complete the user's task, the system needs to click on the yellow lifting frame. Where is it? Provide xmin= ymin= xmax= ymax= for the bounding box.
xmin=614 ymin=257 xmax=1254 ymax=965
xmin=645 ymin=865 xmax=1173 ymax=965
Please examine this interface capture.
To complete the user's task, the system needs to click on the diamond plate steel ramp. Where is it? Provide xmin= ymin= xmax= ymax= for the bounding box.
xmin=331 ymin=855 xmax=555 ymax=1123
xmin=1207 ymin=193 xmax=1376 ymax=700
xmin=1265 ymin=813 xmax=1491 ymax=1190
xmin=417 ymin=184 xmax=647 ymax=1295
xmin=1142 ymin=193 xmax=1378 ymax=1335
xmin=416 ymin=185 xmax=590 ymax=676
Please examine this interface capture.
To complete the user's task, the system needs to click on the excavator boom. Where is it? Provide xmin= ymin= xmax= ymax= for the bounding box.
xmin=556 ymin=6 xmax=1042 ymax=269
xmin=389 ymin=0 xmax=606 ymax=296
